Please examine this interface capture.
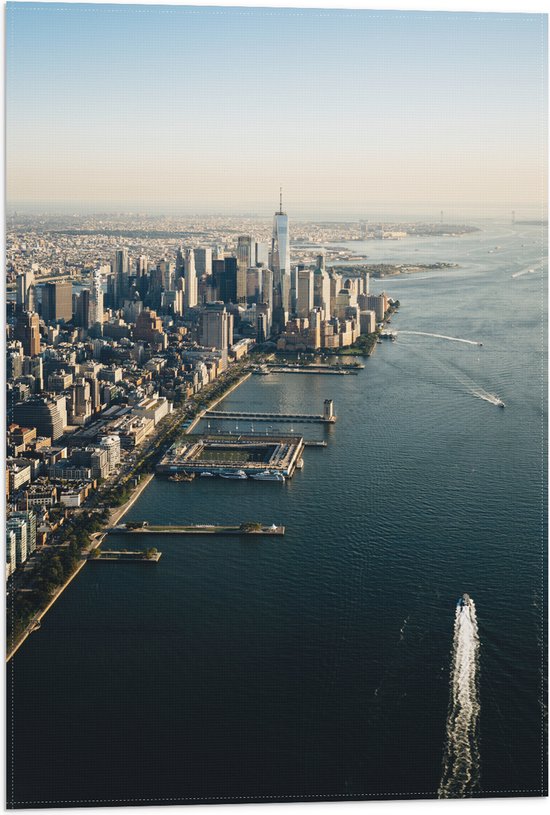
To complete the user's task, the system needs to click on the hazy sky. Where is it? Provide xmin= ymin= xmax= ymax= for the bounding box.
xmin=6 ymin=3 xmax=548 ymax=219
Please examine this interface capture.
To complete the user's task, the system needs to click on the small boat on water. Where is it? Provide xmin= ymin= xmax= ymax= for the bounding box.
xmin=457 ymin=593 xmax=471 ymax=610
xmin=219 ymin=470 xmax=248 ymax=480
xmin=199 ymin=471 xmax=215 ymax=477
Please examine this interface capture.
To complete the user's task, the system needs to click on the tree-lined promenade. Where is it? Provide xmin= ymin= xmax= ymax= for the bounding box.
xmin=6 ymin=359 xmax=254 ymax=660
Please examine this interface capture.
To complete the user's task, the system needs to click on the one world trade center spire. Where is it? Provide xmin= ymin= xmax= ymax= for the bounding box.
xmin=271 ymin=187 xmax=291 ymax=333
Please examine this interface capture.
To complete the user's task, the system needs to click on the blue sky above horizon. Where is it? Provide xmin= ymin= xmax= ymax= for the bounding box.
xmin=6 ymin=3 xmax=548 ymax=219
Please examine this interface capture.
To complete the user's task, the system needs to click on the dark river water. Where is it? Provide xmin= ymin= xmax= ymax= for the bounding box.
xmin=7 ymin=221 xmax=547 ymax=806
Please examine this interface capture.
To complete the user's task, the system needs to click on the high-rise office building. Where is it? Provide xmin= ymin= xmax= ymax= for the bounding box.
xmin=6 ymin=529 xmax=17 ymax=577
xmin=314 ymin=268 xmax=331 ymax=321
xmin=75 ymin=289 xmax=90 ymax=329
xmin=6 ymin=516 xmax=28 ymax=566
xmin=113 ymin=248 xmax=130 ymax=305
xmin=218 ymin=257 xmax=238 ymax=304
xmin=236 ymin=236 xmax=253 ymax=304
xmin=195 ymin=247 xmax=212 ymax=277
xmin=176 ymin=247 xmax=185 ymax=277
xmin=184 ymin=249 xmax=198 ymax=309
xmin=200 ymin=302 xmax=233 ymax=352
xmin=90 ymin=268 xmax=104 ymax=328
xmin=70 ymin=378 xmax=92 ymax=424
xmin=255 ymin=242 xmax=269 ymax=267
xmin=135 ymin=255 xmax=149 ymax=278
xmin=9 ymin=511 xmax=37 ymax=557
xmin=158 ymin=258 xmax=175 ymax=292
xmin=16 ymin=271 xmax=36 ymax=313
xmin=13 ymin=397 xmax=65 ymax=440
xmin=14 ymin=311 xmax=41 ymax=356
xmin=297 ymin=269 xmax=314 ymax=317
xmin=271 ymin=189 xmax=291 ymax=332
xmin=246 ymin=267 xmax=263 ymax=303
xmin=41 ymin=281 xmax=73 ymax=323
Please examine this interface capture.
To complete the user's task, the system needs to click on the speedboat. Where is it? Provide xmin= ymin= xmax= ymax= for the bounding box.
xmin=496 ymin=399 xmax=505 ymax=408
xmin=457 ymin=593 xmax=471 ymax=609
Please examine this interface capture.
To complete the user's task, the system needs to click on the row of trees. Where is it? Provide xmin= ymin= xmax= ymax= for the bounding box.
xmin=7 ymin=509 xmax=110 ymax=648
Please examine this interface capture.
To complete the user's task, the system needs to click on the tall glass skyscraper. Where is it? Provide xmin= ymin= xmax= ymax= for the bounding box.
xmin=184 ymin=248 xmax=198 ymax=309
xmin=271 ymin=189 xmax=290 ymax=333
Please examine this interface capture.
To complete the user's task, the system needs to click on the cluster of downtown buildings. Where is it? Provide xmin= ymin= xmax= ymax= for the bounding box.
xmin=6 ymin=199 xmax=389 ymax=580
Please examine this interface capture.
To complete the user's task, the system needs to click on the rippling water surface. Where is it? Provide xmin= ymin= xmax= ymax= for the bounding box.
xmin=7 ymin=221 xmax=547 ymax=805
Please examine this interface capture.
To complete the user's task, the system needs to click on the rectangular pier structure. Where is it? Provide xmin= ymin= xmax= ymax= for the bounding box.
xmin=156 ymin=434 xmax=305 ymax=478
xmin=89 ymin=550 xmax=162 ymax=562
xmin=205 ymin=399 xmax=336 ymax=425
xmin=111 ymin=524 xmax=285 ymax=536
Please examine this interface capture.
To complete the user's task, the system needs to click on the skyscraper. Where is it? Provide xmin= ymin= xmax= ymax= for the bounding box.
xmin=41 ymin=281 xmax=73 ymax=323
xmin=297 ymin=269 xmax=314 ymax=317
xmin=16 ymin=271 xmax=35 ymax=313
xmin=89 ymin=268 xmax=104 ymax=328
xmin=158 ymin=258 xmax=175 ymax=291
xmin=195 ymin=247 xmax=212 ymax=278
xmin=75 ymin=289 xmax=90 ymax=329
xmin=314 ymin=267 xmax=331 ymax=321
xmin=236 ymin=236 xmax=253 ymax=304
xmin=113 ymin=248 xmax=130 ymax=305
xmin=135 ymin=255 xmax=149 ymax=278
xmin=184 ymin=249 xmax=198 ymax=309
xmin=218 ymin=257 xmax=238 ymax=304
xmin=255 ymin=242 xmax=269 ymax=267
xmin=13 ymin=397 xmax=65 ymax=440
xmin=14 ymin=311 xmax=41 ymax=356
xmin=200 ymin=302 xmax=233 ymax=353
xmin=271 ymin=189 xmax=291 ymax=333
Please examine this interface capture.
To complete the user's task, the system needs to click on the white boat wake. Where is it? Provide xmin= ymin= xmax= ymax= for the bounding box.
xmin=470 ymin=389 xmax=505 ymax=407
xmin=438 ymin=595 xmax=481 ymax=798
xmin=511 ymin=266 xmax=539 ymax=279
xmin=397 ymin=331 xmax=481 ymax=347
xmin=395 ymin=340 xmax=505 ymax=408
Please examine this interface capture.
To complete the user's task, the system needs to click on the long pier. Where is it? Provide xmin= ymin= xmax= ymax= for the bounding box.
xmin=263 ymin=367 xmax=357 ymax=376
xmin=204 ymin=411 xmax=336 ymax=424
xmin=90 ymin=550 xmax=162 ymax=562
xmin=111 ymin=524 xmax=285 ymax=536
xmin=267 ymin=363 xmax=363 ymax=371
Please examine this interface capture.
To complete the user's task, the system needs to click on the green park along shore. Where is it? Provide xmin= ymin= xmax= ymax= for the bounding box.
xmin=6 ymin=361 xmax=253 ymax=661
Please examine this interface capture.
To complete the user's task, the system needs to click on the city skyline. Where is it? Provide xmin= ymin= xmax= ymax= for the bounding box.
xmin=6 ymin=3 xmax=548 ymax=220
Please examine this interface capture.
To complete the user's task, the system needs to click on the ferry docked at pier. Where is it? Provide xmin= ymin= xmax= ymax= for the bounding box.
xmin=250 ymin=471 xmax=285 ymax=482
